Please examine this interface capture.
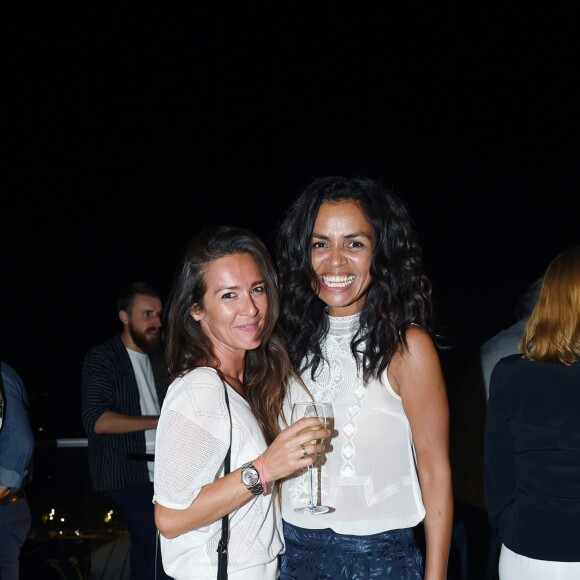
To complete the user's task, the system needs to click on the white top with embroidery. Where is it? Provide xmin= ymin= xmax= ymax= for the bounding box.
xmin=281 ymin=312 xmax=426 ymax=535
xmin=154 ymin=367 xmax=283 ymax=580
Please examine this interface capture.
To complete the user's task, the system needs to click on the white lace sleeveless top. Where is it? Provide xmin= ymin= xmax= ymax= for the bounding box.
xmin=281 ymin=312 xmax=426 ymax=535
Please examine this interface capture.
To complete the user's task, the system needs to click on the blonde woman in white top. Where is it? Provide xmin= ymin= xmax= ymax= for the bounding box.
xmin=276 ymin=177 xmax=452 ymax=580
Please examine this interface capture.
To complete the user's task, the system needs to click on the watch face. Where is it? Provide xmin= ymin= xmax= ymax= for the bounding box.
xmin=242 ymin=466 xmax=259 ymax=487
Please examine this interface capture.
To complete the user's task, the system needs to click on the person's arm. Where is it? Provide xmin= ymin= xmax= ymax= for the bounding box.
xmin=0 ymin=364 xmax=34 ymax=494
xmin=483 ymin=364 xmax=515 ymax=549
xmin=389 ymin=326 xmax=453 ymax=580
xmin=154 ymin=415 xmax=329 ymax=539
xmin=94 ymin=411 xmax=158 ymax=434
xmin=81 ymin=345 xmax=154 ymax=435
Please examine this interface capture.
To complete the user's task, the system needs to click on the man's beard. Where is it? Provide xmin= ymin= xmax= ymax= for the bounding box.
xmin=129 ymin=323 xmax=162 ymax=355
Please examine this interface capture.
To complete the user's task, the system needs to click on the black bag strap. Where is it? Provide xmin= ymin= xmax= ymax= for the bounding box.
xmin=217 ymin=381 xmax=232 ymax=579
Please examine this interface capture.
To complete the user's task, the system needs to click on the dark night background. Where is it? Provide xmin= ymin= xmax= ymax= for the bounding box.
xmin=3 ymin=6 xmax=580 ymax=440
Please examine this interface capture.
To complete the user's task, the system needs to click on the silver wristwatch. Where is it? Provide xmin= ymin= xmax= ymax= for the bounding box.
xmin=241 ymin=461 xmax=263 ymax=496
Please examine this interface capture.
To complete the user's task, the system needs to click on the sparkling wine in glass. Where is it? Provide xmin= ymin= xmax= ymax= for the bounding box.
xmin=291 ymin=401 xmax=332 ymax=515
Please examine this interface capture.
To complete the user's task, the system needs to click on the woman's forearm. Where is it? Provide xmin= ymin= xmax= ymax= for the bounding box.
xmin=420 ymin=466 xmax=453 ymax=580
xmin=155 ymin=467 xmax=253 ymax=538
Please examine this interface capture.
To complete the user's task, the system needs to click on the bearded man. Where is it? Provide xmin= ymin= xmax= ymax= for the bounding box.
xmin=81 ymin=282 xmax=172 ymax=580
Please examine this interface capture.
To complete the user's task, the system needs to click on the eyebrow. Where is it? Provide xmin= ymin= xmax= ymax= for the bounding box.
xmin=215 ymin=280 xmax=266 ymax=293
xmin=312 ymin=231 xmax=373 ymax=240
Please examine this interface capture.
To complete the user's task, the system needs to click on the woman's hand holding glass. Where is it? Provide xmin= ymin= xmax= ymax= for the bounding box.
xmin=256 ymin=416 xmax=330 ymax=490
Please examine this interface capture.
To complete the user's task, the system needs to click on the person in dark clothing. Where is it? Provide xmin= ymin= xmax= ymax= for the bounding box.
xmin=0 ymin=362 xmax=34 ymax=580
xmin=484 ymin=245 xmax=580 ymax=579
xmin=81 ymin=281 xmax=171 ymax=580
xmin=448 ymin=276 xmax=542 ymax=580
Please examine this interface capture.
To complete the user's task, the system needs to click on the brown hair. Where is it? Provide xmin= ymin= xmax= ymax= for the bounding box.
xmin=164 ymin=225 xmax=293 ymax=444
xmin=520 ymin=245 xmax=580 ymax=365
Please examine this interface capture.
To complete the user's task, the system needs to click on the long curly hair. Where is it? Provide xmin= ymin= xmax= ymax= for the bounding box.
xmin=276 ymin=176 xmax=437 ymax=385
xmin=164 ymin=225 xmax=292 ymax=444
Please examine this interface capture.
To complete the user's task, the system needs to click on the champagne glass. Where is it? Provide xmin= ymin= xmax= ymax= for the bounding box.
xmin=316 ymin=403 xmax=334 ymax=506
xmin=291 ymin=401 xmax=332 ymax=515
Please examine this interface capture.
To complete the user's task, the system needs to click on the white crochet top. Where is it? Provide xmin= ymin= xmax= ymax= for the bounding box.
xmin=281 ymin=312 xmax=426 ymax=535
xmin=154 ymin=367 xmax=283 ymax=579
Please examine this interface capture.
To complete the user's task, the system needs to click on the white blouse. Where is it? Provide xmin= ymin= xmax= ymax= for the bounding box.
xmin=281 ymin=313 xmax=426 ymax=535
xmin=154 ymin=367 xmax=283 ymax=580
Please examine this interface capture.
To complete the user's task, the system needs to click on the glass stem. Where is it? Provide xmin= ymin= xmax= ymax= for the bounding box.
xmin=307 ymin=465 xmax=315 ymax=510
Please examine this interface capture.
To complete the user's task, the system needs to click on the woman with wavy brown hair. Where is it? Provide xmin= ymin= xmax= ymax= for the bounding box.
xmin=484 ymin=245 xmax=580 ymax=579
xmin=153 ymin=225 xmax=328 ymax=579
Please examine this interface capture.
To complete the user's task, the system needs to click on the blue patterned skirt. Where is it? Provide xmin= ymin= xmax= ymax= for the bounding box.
xmin=280 ymin=521 xmax=424 ymax=580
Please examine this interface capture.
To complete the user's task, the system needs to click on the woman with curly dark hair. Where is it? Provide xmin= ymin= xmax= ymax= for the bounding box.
xmin=276 ymin=176 xmax=452 ymax=580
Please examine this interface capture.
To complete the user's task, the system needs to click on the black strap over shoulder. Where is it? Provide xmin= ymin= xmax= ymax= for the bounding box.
xmin=217 ymin=381 xmax=232 ymax=580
